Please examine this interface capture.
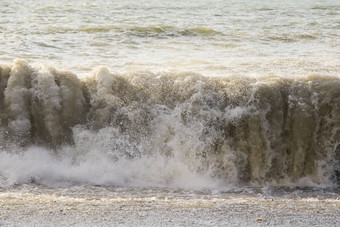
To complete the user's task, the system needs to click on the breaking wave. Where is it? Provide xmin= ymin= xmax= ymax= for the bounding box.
xmin=0 ymin=59 xmax=339 ymax=189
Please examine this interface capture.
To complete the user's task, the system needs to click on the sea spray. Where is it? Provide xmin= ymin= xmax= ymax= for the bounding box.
xmin=0 ymin=60 xmax=339 ymax=189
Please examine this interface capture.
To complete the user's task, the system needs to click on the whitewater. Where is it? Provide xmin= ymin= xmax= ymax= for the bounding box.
xmin=1 ymin=0 xmax=339 ymax=226
xmin=0 ymin=59 xmax=340 ymax=189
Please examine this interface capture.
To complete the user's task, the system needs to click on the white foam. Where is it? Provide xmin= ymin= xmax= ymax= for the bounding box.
xmin=0 ymin=62 xmax=339 ymax=190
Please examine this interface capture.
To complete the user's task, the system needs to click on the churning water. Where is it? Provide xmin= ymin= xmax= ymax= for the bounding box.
xmin=1 ymin=60 xmax=340 ymax=189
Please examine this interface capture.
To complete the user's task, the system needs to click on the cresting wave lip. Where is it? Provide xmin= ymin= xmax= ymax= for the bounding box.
xmin=0 ymin=59 xmax=339 ymax=189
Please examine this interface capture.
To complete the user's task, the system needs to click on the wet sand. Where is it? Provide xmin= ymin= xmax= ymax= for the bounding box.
xmin=1 ymin=187 xmax=339 ymax=226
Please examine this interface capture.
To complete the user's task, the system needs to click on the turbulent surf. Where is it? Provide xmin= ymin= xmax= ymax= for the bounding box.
xmin=0 ymin=59 xmax=339 ymax=189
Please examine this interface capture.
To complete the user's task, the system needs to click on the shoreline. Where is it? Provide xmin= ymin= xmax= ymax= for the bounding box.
xmin=1 ymin=188 xmax=339 ymax=226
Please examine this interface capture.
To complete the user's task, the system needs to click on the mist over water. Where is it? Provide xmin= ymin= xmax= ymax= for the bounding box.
xmin=0 ymin=60 xmax=339 ymax=190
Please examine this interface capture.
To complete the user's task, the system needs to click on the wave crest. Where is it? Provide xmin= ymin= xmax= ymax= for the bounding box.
xmin=0 ymin=60 xmax=339 ymax=189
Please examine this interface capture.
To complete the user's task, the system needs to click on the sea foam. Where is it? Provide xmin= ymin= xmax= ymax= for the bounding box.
xmin=0 ymin=59 xmax=339 ymax=189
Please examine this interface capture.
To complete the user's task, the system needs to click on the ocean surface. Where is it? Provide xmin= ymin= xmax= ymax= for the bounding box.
xmin=0 ymin=0 xmax=340 ymax=226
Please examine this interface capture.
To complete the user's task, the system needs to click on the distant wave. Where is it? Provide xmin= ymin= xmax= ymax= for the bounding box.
xmin=0 ymin=59 xmax=339 ymax=189
xmin=269 ymin=33 xmax=318 ymax=42
xmin=44 ymin=25 xmax=223 ymax=37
